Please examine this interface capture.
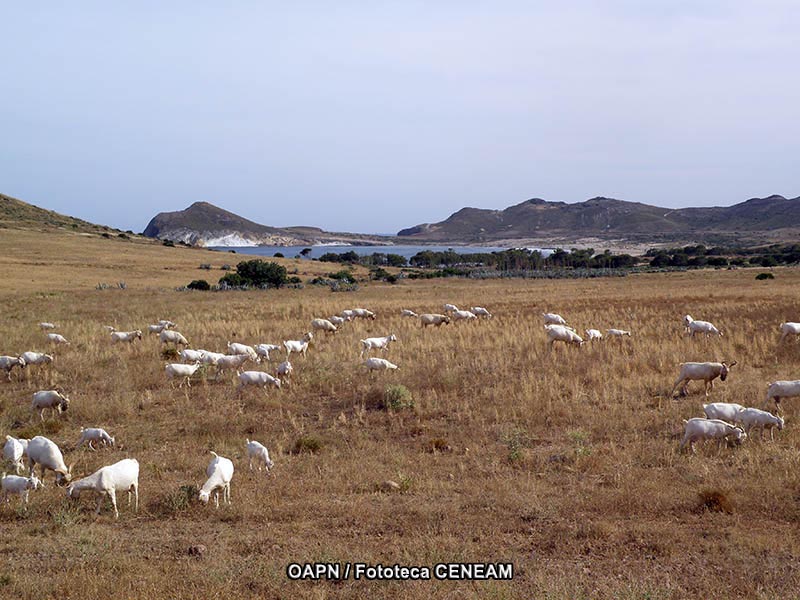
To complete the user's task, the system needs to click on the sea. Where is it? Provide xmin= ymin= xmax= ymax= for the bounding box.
xmin=207 ymin=244 xmax=538 ymax=260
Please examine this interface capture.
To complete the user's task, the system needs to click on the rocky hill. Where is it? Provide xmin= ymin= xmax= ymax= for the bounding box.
xmin=0 ymin=193 xmax=115 ymax=234
xmin=144 ymin=202 xmax=389 ymax=247
xmin=398 ymin=195 xmax=800 ymax=245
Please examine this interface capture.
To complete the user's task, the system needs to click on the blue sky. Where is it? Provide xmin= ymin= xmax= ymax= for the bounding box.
xmin=3 ymin=1 xmax=799 ymax=233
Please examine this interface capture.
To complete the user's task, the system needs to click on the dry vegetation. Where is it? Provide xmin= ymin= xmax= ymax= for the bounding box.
xmin=1 ymin=229 xmax=799 ymax=599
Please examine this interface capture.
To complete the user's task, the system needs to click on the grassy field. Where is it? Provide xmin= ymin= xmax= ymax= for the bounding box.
xmin=1 ymin=229 xmax=799 ymax=599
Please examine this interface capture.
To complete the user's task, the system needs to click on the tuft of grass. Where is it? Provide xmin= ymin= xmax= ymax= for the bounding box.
xmin=425 ymin=438 xmax=452 ymax=453
xmin=697 ymin=489 xmax=734 ymax=514
xmin=155 ymin=485 xmax=198 ymax=515
xmin=383 ymin=384 xmax=414 ymax=410
xmin=160 ymin=348 xmax=179 ymax=360
xmin=292 ymin=435 xmax=323 ymax=454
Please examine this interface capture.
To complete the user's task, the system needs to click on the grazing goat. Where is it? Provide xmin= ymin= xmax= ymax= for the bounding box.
xmin=443 ymin=304 xmax=459 ymax=314
xmin=284 ymin=338 xmax=310 ymax=359
xmin=200 ymin=351 xmax=225 ymax=366
xmin=363 ymin=357 xmax=399 ymax=372
xmin=1 ymin=474 xmax=43 ymax=504
xmin=470 ymin=306 xmax=492 ymax=318
xmin=702 ymin=402 xmax=745 ymax=422
xmin=766 ymin=380 xmax=800 ymax=409
xmin=39 ymin=322 xmax=57 ymax=330
xmin=32 ymin=390 xmax=70 ymax=421
xmin=401 ymin=309 xmax=418 ymax=318
xmin=19 ymin=351 xmax=53 ymax=366
xmin=542 ymin=313 xmax=567 ymax=326
xmin=311 ymin=318 xmax=337 ymax=334
xmin=671 ymin=361 xmax=735 ymax=397
xmin=452 ymin=309 xmax=478 ymax=322
xmin=341 ymin=310 xmax=355 ymax=321
xmin=546 ymin=325 xmax=584 ymax=349
xmin=237 ymin=370 xmax=282 ymax=391
xmin=352 ymin=308 xmax=376 ymax=320
xmin=199 ymin=452 xmax=234 ymax=508
xmin=165 ymin=362 xmax=202 ymax=388
xmin=420 ymin=314 xmax=451 ymax=328
xmin=255 ymin=344 xmax=281 ymax=361
xmin=276 ymin=361 xmax=293 ymax=380
xmin=46 ymin=333 xmax=70 ymax=345
xmin=679 ymin=418 xmax=746 ymax=453
xmin=159 ymin=330 xmax=189 ymax=347
xmin=585 ymin=329 xmax=603 ymax=342
xmin=778 ymin=322 xmax=800 ymax=343
xmin=359 ymin=334 xmax=397 ymax=358
xmin=77 ymin=427 xmax=115 ymax=450
xmin=214 ymin=354 xmax=253 ymax=380
xmin=684 ymin=316 xmax=722 ymax=337
xmin=180 ymin=349 xmax=206 ymax=363
xmin=246 ymin=439 xmax=274 ymax=475
xmin=111 ymin=330 xmax=142 ymax=344
xmin=329 ymin=315 xmax=346 ymax=327
xmin=737 ymin=408 xmax=784 ymax=441
xmin=66 ymin=458 xmax=139 ymax=518
xmin=227 ymin=342 xmax=259 ymax=362
xmin=607 ymin=329 xmax=631 ymax=337
xmin=4 ymin=436 xmax=29 ymax=475
xmin=0 ymin=356 xmax=26 ymax=381
xmin=27 ymin=436 xmax=72 ymax=485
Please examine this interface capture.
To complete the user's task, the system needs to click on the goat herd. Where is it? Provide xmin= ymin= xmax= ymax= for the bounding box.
xmin=1 ymin=305 xmax=799 ymax=518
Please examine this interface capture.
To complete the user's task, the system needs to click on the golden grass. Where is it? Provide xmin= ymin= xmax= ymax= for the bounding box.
xmin=1 ymin=229 xmax=799 ymax=599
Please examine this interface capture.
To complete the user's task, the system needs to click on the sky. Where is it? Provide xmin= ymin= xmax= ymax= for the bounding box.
xmin=3 ymin=1 xmax=799 ymax=234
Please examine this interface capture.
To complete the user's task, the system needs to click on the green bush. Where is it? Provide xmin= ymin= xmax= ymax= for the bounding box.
xmin=219 ymin=273 xmax=245 ymax=287
xmin=383 ymin=385 xmax=413 ymax=410
xmin=236 ymin=259 xmax=287 ymax=288
xmin=755 ymin=272 xmax=775 ymax=280
xmin=292 ymin=435 xmax=323 ymax=454
xmin=329 ymin=270 xmax=356 ymax=283
xmin=162 ymin=239 xmax=175 ymax=247
xmin=187 ymin=279 xmax=211 ymax=291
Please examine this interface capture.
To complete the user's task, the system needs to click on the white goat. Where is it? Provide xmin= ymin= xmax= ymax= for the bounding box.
xmin=214 ymin=354 xmax=253 ymax=380
xmin=20 ymin=351 xmax=53 ymax=366
xmin=671 ymin=361 xmax=735 ymax=397
xmin=77 ymin=427 xmax=115 ymax=450
xmin=4 ymin=436 xmax=29 ymax=475
xmin=546 ymin=325 xmax=584 ymax=349
xmin=311 ymin=318 xmax=337 ymax=334
xmin=778 ymin=322 xmax=800 ymax=343
xmin=111 ymin=330 xmax=142 ymax=344
xmin=159 ymin=320 xmax=177 ymax=328
xmin=1 ymin=473 xmax=43 ymax=504
xmin=255 ymin=344 xmax=281 ymax=361
xmin=165 ymin=362 xmax=202 ymax=388
xmin=147 ymin=323 xmax=169 ymax=335
xmin=341 ymin=309 xmax=355 ymax=321
xmin=702 ymin=402 xmax=745 ymax=422
xmin=66 ymin=458 xmax=139 ymax=518
xmin=452 ymin=309 xmax=478 ymax=322
xmin=543 ymin=313 xmax=567 ymax=325
xmin=766 ymin=380 xmax=800 ymax=409
xmin=363 ymin=357 xmax=399 ymax=372
xmin=200 ymin=350 xmax=226 ymax=366
xmin=420 ymin=314 xmax=451 ymax=328
xmin=284 ymin=338 xmax=310 ymax=359
xmin=685 ymin=317 xmax=722 ymax=337
xmin=682 ymin=314 xmax=694 ymax=334
xmin=246 ymin=439 xmax=274 ymax=475
xmin=198 ymin=452 xmax=234 ymax=508
xmin=737 ymin=408 xmax=784 ymax=441
xmin=679 ymin=418 xmax=747 ymax=453
xmin=237 ymin=370 xmax=282 ymax=391
xmin=102 ymin=325 xmax=117 ymax=332
xmin=360 ymin=334 xmax=397 ymax=358
xmin=39 ymin=322 xmax=57 ymax=330
xmin=0 ymin=355 xmax=26 ymax=381
xmin=585 ymin=329 xmax=603 ymax=342
xmin=46 ymin=333 xmax=70 ymax=345
xmin=227 ymin=342 xmax=259 ymax=362
xmin=352 ymin=308 xmax=376 ymax=320
xmin=401 ymin=309 xmax=419 ymax=318
xmin=160 ymin=330 xmax=190 ymax=347
xmin=180 ymin=349 xmax=206 ymax=363
xmin=443 ymin=304 xmax=459 ymax=314
xmin=329 ymin=315 xmax=346 ymax=327
xmin=276 ymin=361 xmax=293 ymax=380
xmin=26 ymin=436 xmax=72 ymax=485
xmin=32 ymin=390 xmax=70 ymax=421
xmin=470 ymin=306 xmax=492 ymax=318
xmin=607 ymin=328 xmax=631 ymax=337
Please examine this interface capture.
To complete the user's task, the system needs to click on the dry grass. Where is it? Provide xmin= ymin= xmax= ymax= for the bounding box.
xmin=1 ymin=230 xmax=800 ymax=599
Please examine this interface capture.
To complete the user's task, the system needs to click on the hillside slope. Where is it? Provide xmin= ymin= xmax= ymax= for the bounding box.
xmin=0 ymin=193 xmax=115 ymax=234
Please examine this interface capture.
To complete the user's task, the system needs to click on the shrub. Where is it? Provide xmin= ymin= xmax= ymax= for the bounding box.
xmin=329 ymin=270 xmax=356 ymax=283
xmin=696 ymin=489 xmax=733 ymax=514
xmin=161 ymin=348 xmax=179 ymax=360
xmin=236 ymin=259 xmax=287 ymax=288
xmin=162 ymin=240 xmax=175 ymax=247
xmin=756 ymin=272 xmax=775 ymax=280
xmin=370 ymin=268 xmax=390 ymax=281
xmin=199 ymin=263 xmax=211 ymax=270
xmin=220 ymin=264 xmax=232 ymax=271
xmin=157 ymin=485 xmax=198 ymax=514
xmin=287 ymin=276 xmax=302 ymax=284
xmin=117 ymin=233 xmax=129 ymax=240
xmin=292 ymin=435 xmax=323 ymax=454
xmin=101 ymin=233 xmax=111 ymax=239
xmin=187 ymin=279 xmax=211 ymax=291
xmin=383 ymin=385 xmax=413 ymax=410
xmin=273 ymin=252 xmax=284 ymax=258
xmin=219 ymin=273 xmax=245 ymax=287
xmin=386 ymin=274 xmax=398 ymax=284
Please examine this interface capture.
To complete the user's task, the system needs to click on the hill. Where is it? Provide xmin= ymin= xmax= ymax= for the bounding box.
xmin=398 ymin=195 xmax=800 ymax=245
xmin=0 ymin=192 xmax=118 ymax=234
xmin=144 ymin=201 xmax=391 ymax=247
